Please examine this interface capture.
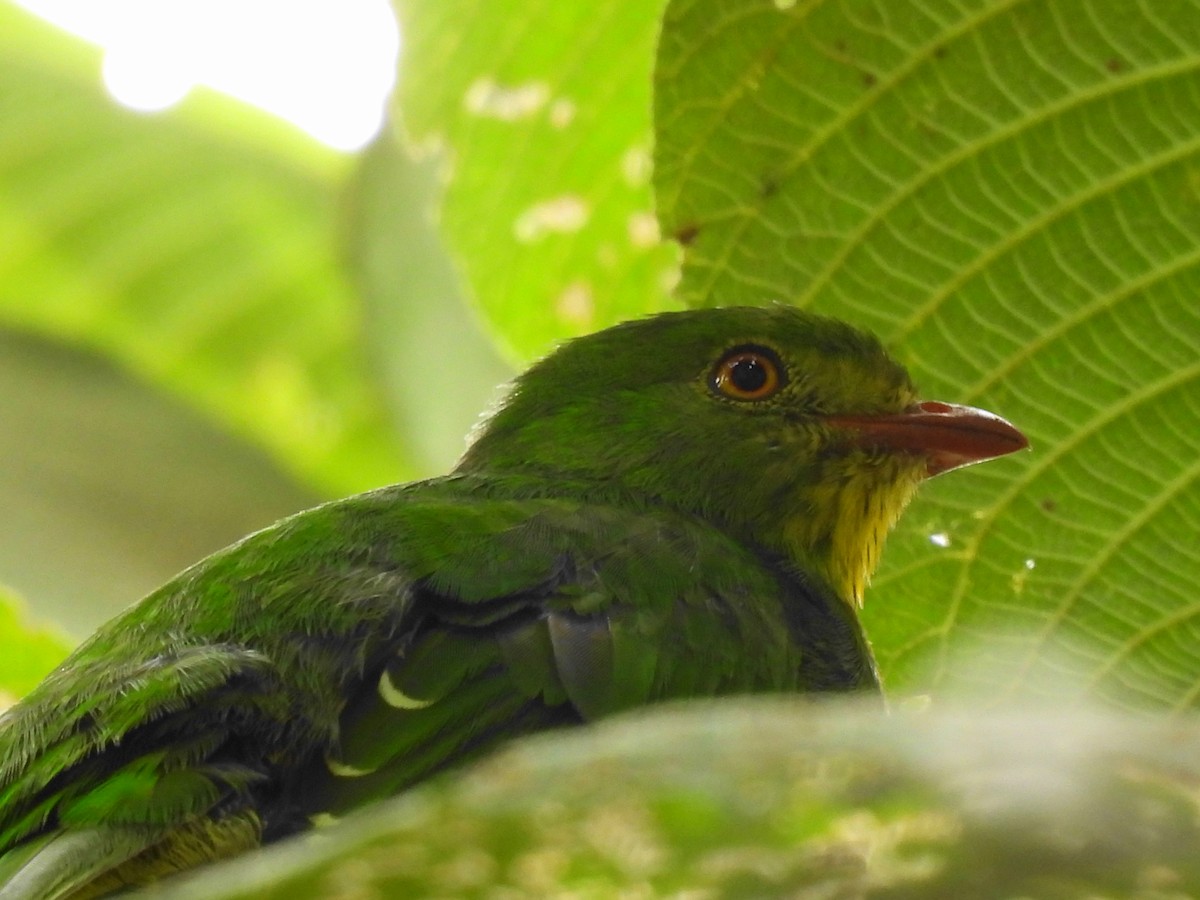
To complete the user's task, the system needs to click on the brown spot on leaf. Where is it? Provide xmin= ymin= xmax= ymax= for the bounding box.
xmin=674 ymin=223 xmax=700 ymax=246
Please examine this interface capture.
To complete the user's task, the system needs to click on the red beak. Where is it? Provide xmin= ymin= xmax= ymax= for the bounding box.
xmin=826 ymin=400 xmax=1029 ymax=477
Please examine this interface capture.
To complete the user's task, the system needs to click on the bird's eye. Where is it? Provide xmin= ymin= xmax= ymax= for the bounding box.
xmin=710 ymin=346 xmax=784 ymax=401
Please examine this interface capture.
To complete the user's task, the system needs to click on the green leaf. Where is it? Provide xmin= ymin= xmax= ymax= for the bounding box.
xmin=393 ymin=0 xmax=681 ymax=360
xmin=148 ymin=701 xmax=1200 ymax=897
xmin=0 ymin=585 xmax=70 ymax=705
xmin=653 ymin=0 xmax=1200 ymax=708
xmin=0 ymin=2 xmax=403 ymax=496
xmin=0 ymin=328 xmax=319 ymax=636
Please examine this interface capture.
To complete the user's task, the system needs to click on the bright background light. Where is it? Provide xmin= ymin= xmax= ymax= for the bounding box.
xmin=13 ymin=0 xmax=400 ymax=152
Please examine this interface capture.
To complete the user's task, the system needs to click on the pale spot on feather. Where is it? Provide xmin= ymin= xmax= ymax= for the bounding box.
xmin=628 ymin=212 xmax=660 ymax=248
xmin=774 ymin=0 xmax=798 ymax=9
xmin=464 ymin=78 xmax=549 ymax=120
xmin=379 ymin=668 xmax=436 ymax=709
xmin=929 ymin=531 xmax=950 ymax=548
xmin=326 ymin=755 xmax=376 ymax=777
xmin=514 ymin=196 xmax=590 ymax=242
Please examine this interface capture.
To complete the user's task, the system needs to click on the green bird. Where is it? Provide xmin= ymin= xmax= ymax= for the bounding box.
xmin=0 ymin=306 xmax=1026 ymax=898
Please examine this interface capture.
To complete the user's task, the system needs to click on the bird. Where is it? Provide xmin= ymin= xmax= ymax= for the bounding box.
xmin=0 ymin=305 xmax=1026 ymax=898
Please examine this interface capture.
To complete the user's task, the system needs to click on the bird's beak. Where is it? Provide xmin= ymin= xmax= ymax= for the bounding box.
xmin=826 ymin=400 xmax=1029 ymax=477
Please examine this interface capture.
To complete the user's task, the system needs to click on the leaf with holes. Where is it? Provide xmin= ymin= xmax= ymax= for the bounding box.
xmin=393 ymin=0 xmax=682 ymax=359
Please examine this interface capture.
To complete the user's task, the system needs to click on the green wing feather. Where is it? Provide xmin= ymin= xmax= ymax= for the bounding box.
xmin=0 ymin=646 xmax=279 ymax=898
xmin=302 ymin=481 xmax=876 ymax=817
xmin=0 ymin=475 xmax=874 ymax=896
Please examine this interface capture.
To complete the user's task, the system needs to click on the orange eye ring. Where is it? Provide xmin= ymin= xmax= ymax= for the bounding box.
xmin=711 ymin=346 xmax=785 ymax=401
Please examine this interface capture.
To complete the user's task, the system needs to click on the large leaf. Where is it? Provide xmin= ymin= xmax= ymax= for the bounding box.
xmin=653 ymin=0 xmax=1200 ymax=708
xmin=0 ymin=1 xmax=402 ymax=495
xmin=394 ymin=0 xmax=681 ymax=360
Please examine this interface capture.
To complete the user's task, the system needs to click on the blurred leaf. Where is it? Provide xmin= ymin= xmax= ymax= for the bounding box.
xmin=151 ymin=701 xmax=1200 ymax=898
xmin=0 ymin=328 xmax=319 ymax=636
xmin=653 ymin=0 xmax=1200 ymax=707
xmin=342 ymin=131 xmax=515 ymax=477
xmin=0 ymin=584 xmax=70 ymax=705
xmin=393 ymin=0 xmax=681 ymax=361
xmin=0 ymin=1 xmax=404 ymax=496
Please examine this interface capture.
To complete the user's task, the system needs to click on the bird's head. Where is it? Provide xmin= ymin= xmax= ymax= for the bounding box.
xmin=458 ymin=306 xmax=1026 ymax=607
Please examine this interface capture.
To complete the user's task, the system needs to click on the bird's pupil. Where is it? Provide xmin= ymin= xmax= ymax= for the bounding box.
xmin=731 ymin=357 xmax=767 ymax=392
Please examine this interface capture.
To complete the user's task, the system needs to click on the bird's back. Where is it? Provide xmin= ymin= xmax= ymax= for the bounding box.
xmin=0 ymin=474 xmax=876 ymax=897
